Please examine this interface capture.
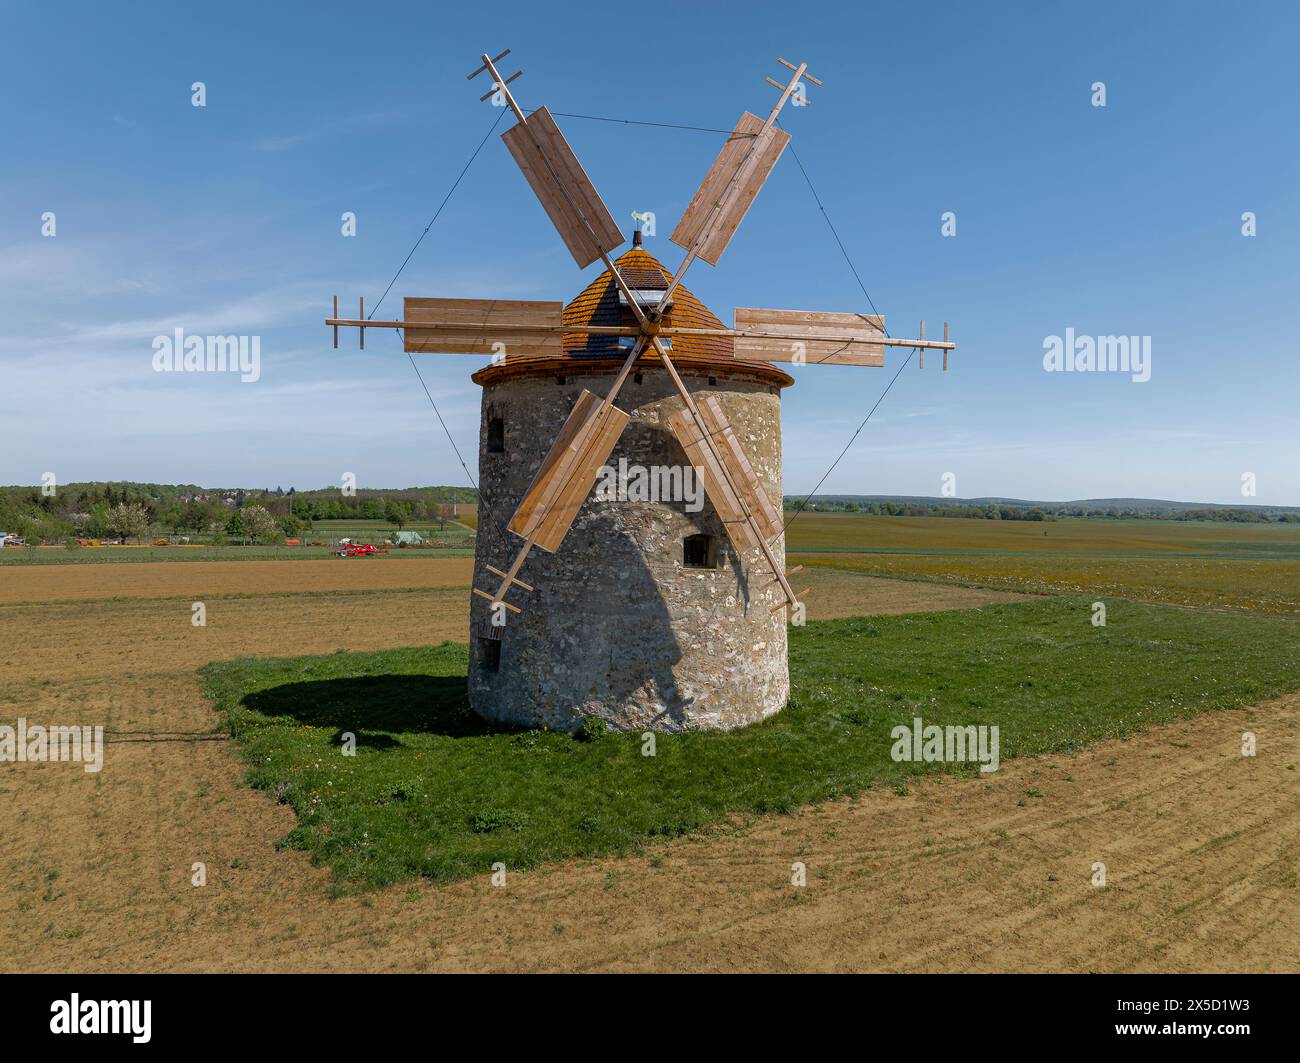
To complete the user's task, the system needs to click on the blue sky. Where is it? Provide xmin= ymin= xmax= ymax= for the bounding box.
xmin=2 ymin=0 xmax=1297 ymax=504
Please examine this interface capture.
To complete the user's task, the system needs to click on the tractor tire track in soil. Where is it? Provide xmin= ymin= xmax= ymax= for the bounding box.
xmin=3 ymin=678 xmax=1294 ymax=972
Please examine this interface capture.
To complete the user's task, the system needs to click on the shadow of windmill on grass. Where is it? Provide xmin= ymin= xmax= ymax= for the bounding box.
xmin=239 ymin=673 xmax=521 ymax=745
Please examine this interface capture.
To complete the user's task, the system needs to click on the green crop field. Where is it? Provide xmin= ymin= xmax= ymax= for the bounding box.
xmin=9 ymin=515 xmax=1299 ymax=613
xmin=783 ymin=515 xmax=1300 ymax=614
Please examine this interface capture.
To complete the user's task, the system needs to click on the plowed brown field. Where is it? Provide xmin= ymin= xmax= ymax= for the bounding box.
xmin=1 ymin=559 xmax=1293 ymax=972
xmin=0 ymin=557 xmax=475 ymax=604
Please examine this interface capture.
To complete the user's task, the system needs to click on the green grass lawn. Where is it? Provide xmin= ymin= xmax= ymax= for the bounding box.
xmin=201 ymin=597 xmax=1300 ymax=892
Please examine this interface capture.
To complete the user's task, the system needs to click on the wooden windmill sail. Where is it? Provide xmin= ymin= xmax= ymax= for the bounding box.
xmin=326 ymin=49 xmax=958 ymax=637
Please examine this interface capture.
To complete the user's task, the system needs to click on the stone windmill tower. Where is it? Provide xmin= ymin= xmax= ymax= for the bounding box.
xmin=468 ymin=236 xmax=794 ymax=732
xmin=327 ymin=50 xmax=957 ymax=733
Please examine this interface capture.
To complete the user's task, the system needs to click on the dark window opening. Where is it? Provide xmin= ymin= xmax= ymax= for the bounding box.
xmin=708 ymin=376 xmax=718 ymax=386
xmin=683 ymin=533 xmax=716 ymax=569
xmin=487 ymin=416 xmax=505 ymax=453
xmin=555 ymin=375 xmax=567 ymax=385
xmin=479 ymin=637 xmax=501 ymax=672
xmin=633 ymin=372 xmax=643 ymax=384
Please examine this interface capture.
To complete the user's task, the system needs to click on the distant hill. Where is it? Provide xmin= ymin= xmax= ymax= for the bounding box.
xmin=787 ymin=495 xmax=1300 ymax=522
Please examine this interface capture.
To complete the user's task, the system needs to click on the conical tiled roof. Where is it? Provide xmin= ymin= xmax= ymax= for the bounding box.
xmin=471 ymin=244 xmax=792 ymax=389
xmin=562 ymin=246 xmax=735 ymax=360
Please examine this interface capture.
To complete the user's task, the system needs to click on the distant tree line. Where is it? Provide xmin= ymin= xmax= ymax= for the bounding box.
xmin=0 ymin=482 xmax=480 ymax=544
xmin=4 ymin=480 xmax=1295 ymax=545
xmin=785 ymin=500 xmax=1054 ymax=521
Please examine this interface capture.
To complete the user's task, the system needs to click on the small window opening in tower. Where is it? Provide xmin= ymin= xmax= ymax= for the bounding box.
xmin=619 ymin=290 xmax=672 ymax=310
xmin=633 ymin=372 xmax=644 ymax=384
xmin=708 ymin=376 xmax=717 ymax=386
xmin=555 ymin=375 xmax=567 ymax=385
xmin=478 ymin=637 xmax=501 ymax=672
xmin=487 ymin=416 xmax=505 ymax=453
xmin=683 ymin=533 xmax=716 ymax=569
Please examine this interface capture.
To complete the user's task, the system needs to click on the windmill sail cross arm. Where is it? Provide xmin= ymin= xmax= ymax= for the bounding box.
xmin=454 ymin=50 xmax=829 ymax=618
xmin=506 ymin=388 xmax=630 ymax=553
xmin=723 ymin=309 xmax=958 ymax=367
xmin=659 ymin=354 xmax=801 ymax=610
xmin=668 ymin=112 xmax=791 ymax=267
xmin=500 ymin=106 xmax=624 ymax=270
xmin=403 ymin=297 xmax=565 ymax=357
xmin=666 ymin=404 xmax=757 ymax=556
xmin=731 ymin=307 xmax=887 ymax=366
xmin=667 ymin=394 xmax=783 ymax=553
xmin=467 ymin=50 xmax=624 ymax=270
xmin=699 ymin=394 xmax=784 ymax=541
xmin=324 ymin=295 xmax=639 ymax=355
xmin=663 ymin=58 xmax=816 ymax=279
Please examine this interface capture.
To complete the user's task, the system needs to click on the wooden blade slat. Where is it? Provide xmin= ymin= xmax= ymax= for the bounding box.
xmin=694 ymin=395 xmax=783 ymax=542
xmin=735 ymin=308 xmax=886 ymax=328
xmin=733 ymin=307 xmax=886 ymax=366
xmin=501 ymin=106 xmax=624 ymax=270
xmin=667 ymin=404 xmax=758 ymax=556
xmin=508 ymin=389 xmax=630 ymax=553
xmin=702 ymin=395 xmax=780 ymax=537
xmin=509 ymin=390 xmax=603 ymax=538
xmin=670 ymin=112 xmax=762 ymax=260
xmin=528 ymin=110 xmax=625 ymax=259
xmin=669 ymin=112 xmax=790 ymax=266
xmin=403 ymin=297 xmax=563 ymax=357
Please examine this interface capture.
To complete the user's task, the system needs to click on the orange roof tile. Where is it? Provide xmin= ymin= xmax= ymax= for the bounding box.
xmin=562 ymin=246 xmax=735 ymax=361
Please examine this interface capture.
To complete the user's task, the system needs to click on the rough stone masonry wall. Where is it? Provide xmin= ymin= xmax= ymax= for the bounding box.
xmin=467 ymin=366 xmax=789 ymax=733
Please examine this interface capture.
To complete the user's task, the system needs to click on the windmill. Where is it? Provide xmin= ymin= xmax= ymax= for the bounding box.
xmin=327 ymin=50 xmax=958 ymax=731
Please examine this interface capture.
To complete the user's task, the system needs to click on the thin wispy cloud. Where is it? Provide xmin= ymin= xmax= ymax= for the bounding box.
xmin=249 ymin=109 xmax=417 ymax=152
